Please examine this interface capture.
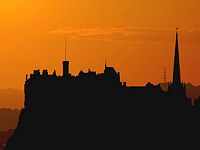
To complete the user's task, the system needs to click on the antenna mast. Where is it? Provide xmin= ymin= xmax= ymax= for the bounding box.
xmin=65 ymin=36 xmax=67 ymax=61
xmin=63 ymin=36 xmax=69 ymax=76
xmin=163 ymin=67 xmax=167 ymax=83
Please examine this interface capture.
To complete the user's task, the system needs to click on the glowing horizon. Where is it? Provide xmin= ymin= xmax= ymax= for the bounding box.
xmin=0 ymin=0 xmax=200 ymax=91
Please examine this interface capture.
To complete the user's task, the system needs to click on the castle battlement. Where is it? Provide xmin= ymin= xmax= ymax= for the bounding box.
xmin=27 ymin=62 xmax=121 ymax=86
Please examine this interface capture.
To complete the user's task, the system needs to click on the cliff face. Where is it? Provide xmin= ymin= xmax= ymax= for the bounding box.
xmin=4 ymin=73 xmax=194 ymax=149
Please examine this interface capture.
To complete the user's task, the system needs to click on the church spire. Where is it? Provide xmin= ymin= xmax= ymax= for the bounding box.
xmin=173 ymin=28 xmax=181 ymax=85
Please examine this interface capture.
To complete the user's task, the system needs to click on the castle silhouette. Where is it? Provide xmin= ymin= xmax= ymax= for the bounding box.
xmin=4 ymin=30 xmax=196 ymax=150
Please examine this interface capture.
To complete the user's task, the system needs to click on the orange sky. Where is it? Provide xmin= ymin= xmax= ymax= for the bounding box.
xmin=0 ymin=0 xmax=200 ymax=90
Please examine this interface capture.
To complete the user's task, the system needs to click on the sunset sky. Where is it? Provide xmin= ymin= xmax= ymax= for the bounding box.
xmin=0 ymin=0 xmax=200 ymax=91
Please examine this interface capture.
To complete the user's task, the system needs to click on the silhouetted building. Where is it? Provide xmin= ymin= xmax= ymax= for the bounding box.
xmin=4 ymin=30 xmax=196 ymax=150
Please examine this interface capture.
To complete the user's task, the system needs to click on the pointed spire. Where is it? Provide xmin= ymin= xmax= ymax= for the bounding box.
xmin=173 ymin=28 xmax=181 ymax=85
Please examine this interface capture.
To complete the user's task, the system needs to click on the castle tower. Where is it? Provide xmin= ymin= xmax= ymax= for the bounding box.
xmin=172 ymin=29 xmax=181 ymax=85
xmin=63 ymin=61 xmax=69 ymax=76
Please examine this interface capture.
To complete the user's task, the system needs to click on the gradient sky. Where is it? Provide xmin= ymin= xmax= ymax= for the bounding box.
xmin=0 ymin=0 xmax=200 ymax=90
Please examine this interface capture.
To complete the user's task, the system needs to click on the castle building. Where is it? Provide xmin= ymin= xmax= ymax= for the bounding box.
xmin=4 ymin=29 xmax=194 ymax=150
